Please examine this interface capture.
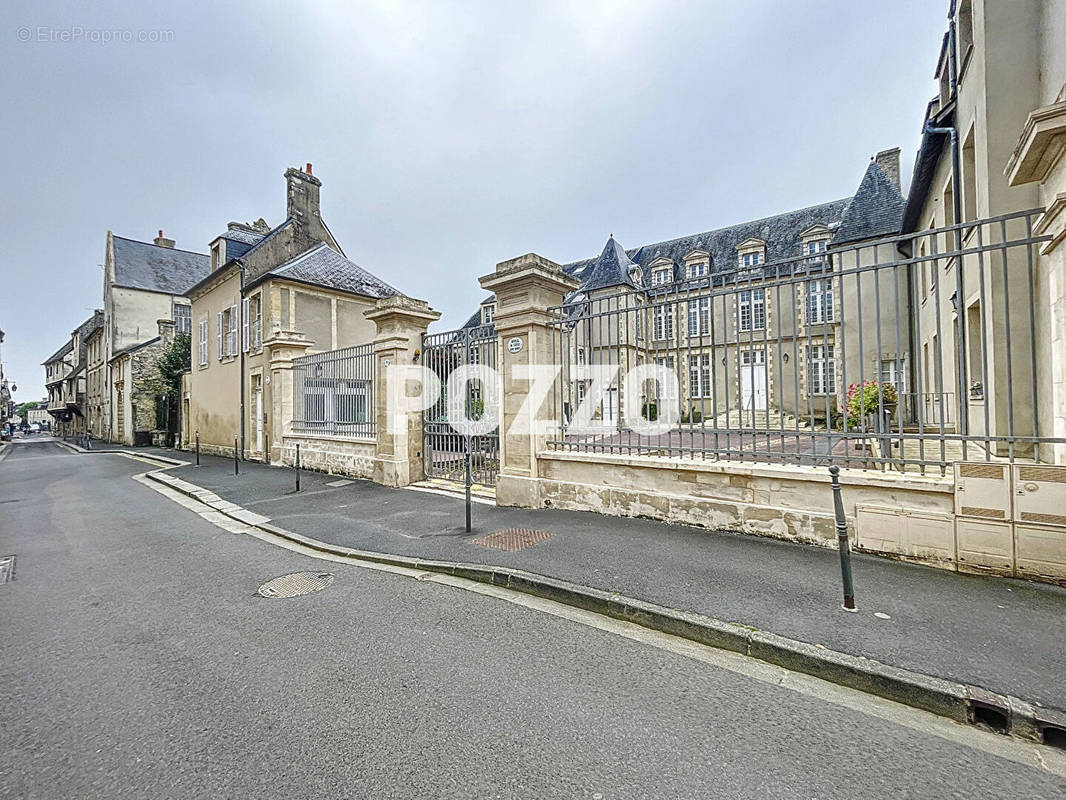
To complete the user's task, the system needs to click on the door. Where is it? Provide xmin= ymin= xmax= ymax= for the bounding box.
xmin=602 ymin=387 xmax=619 ymax=426
xmin=253 ymin=375 xmax=263 ymax=452
xmin=741 ymin=350 xmax=767 ymax=411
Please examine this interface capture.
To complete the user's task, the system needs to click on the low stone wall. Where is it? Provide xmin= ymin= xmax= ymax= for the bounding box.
xmin=524 ymin=450 xmax=954 ymax=553
xmin=280 ymin=432 xmax=375 ymax=479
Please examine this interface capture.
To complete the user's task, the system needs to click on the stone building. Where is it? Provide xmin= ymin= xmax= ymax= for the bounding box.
xmin=903 ymin=0 xmax=1065 ymax=461
xmin=466 ymin=150 xmax=905 ymax=427
xmin=185 ymin=164 xmax=400 ymax=461
xmin=42 ymin=311 xmax=103 ymax=438
xmin=101 ymin=230 xmax=207 ymax=444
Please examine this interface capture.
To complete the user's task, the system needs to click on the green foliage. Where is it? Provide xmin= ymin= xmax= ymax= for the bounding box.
xmin=844 ymin=380 xmax=897 ymax=427
xmin=680 ymin=407 xmax=703 ymax=424
xmin=141 ymin=333 xmax=192 ymax=398
xmin=15 ymin=402 xmax=37 ymax=422
xmin=642 ymin=402 xmax=658 ymax=422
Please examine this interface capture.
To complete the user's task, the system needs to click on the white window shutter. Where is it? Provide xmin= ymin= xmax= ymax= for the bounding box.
xmin=229 ymin=303 xmax=238 ymax=356
xmin=217 ymin=312 xmax=223 ymax=360
xmin=241 ymin=297 xmax=250 ymax=352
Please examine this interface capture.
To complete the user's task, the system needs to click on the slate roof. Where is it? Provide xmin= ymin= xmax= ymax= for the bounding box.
xmin=831 ymin=161 xmax=905 ymax=245
xmin=43 ymin=340 xmax=73 ymax=365
xmin=258 ymin=242 xmax=398 ymax=299
xmin=220 ymin=226 xmax=266 ymax=261
xmin=564 ymin=198 xmax=851 ymax=288
xmin=112 ymin=236 xmax=210 ymax=295
xmin=580 ymin=236 xmax=642 ymax=292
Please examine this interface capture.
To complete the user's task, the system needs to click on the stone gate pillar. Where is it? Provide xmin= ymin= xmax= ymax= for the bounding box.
xmin=480 ymin=253 xmax=579 ymax=507
xmin=366 ymin=295 xmax=441 ymax=487
xmin=266 ymin=330 xmax=313 ymax=465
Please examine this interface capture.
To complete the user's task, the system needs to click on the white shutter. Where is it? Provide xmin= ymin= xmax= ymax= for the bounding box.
xmin=241 ymin=297 xmax=250 ymax=353
xmin=228 ymin=304 xmax=238 ymax=356
xmin=198 ymin=320 xmax=208 ymax=365
xmin=216 ymin=312 xmax=223 ymax=360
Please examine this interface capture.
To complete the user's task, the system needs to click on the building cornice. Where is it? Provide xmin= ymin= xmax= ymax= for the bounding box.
xmin=1005 ymin=100 xmax=1066 ymax=187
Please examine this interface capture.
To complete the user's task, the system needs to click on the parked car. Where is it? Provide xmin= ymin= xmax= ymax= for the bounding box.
xmin=29 ymin=423 xmax=40 ymax=434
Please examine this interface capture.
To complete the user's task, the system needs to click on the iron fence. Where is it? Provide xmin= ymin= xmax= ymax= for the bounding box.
xmin=422 ymin=324 xmax=500 ymax=486
xmin=292 ymin=343 xmax=375 ymax=438
xmin=547 ymin=208 xmax=1061 ymax=475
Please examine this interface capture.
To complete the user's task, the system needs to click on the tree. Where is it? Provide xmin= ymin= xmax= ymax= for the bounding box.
xmin=15 ymin=401 xmax=37 ymax=423
xmin=140 ymin=333 xmax=191 ymax=435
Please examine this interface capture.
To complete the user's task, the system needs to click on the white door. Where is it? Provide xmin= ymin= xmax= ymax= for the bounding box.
xmin=254 ymin=377 xmax=263 ymax=452
xmin=741 ymin=351 xmax=767 ymax=411
xmin=602 ymin=387 xmax=618 ymax=426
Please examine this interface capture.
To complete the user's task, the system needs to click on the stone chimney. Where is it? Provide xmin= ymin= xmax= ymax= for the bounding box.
xmin=153 ymin=229 xmax=175 ymax=248
xmin=285 ymin=163 xmax=322 ymax=223
xmin=157 ymin=318 xmax=176 ymax=346
xmin=874 ymin=148 xmax=901 ymax=192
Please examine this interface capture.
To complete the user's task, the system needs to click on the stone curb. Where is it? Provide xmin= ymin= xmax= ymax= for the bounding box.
xmin=55 ymin=439 xmax=188 ymax=466
xmin=145 ymin=469 xmax=1066 ymax=747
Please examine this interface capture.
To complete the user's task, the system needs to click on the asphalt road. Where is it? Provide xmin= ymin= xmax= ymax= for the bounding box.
xmin=1 ymin=438 xmax=1063 ymax=799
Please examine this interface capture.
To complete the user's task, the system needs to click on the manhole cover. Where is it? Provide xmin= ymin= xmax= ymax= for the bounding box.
xmin=0 ymin=555 xmax=14 ymax=584
xmin=473 ymin=528 xmax=552 ymax=552
xmin=257 ymin=571 xmax=334 ymax=598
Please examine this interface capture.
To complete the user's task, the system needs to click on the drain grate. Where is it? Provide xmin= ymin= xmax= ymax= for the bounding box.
xmin=0 ymin=555 xmax=15 ymax=584
xmin=257 ymin=571 xmax=334 ymax=598
xmin=473 ymin=528 xmax=552 ymax=552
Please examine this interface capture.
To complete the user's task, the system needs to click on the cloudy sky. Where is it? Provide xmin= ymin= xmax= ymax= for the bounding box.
xmin=1 ymin=0 xmax=947 ymax=402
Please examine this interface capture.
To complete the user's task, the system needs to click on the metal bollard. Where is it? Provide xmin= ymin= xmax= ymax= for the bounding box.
xmin=234 ymin=434 xmax=239 ymax=476
xmin=195 ymin=431 xmax=200 ymax=466
xmin=264 ymin=432 xmax=269 ymax=465
xmin=829 ymin=465 xmax=857 ymax=612
xmin=464 ymin=444 xmax=472 ymax=533
xmin=295 ymin=442 xmax=301 ymax=492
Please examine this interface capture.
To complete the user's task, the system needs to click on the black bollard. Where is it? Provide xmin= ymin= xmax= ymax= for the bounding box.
xmin=234 ymin=434 xmax=239 ymax=476
xmin=464 ymin=444 xmax=472 ymax=533
xmin=295 ymin=443 xmax=301 ymax=492
xmin=829 ymin=465 xmax=857 ymax=612
xmin=195 ymin=431 xmax=200 ymax=466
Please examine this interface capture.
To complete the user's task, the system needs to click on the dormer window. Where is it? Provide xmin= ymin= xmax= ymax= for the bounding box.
xmin=482 ymin=304 xmax=495 ymax=325
xmin=687 ymin=261 xmax=709 ymax=279
xmin=211 ymin=242 xmax=225 ymax=272
xmin=741 ymin=252 xmax=762 ymax=268
xmin=651 ymin=268 xmax=672 ymax=287
xmin=736 ymin=238 xmax=766 ymax=274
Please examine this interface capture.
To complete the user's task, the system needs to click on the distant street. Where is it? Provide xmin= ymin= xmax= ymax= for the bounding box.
xmin=1 ymin=437 xmax=1063 ymax=799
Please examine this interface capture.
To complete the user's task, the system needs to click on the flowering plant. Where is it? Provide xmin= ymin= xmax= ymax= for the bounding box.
xmin=844 ymin=380 xmax=898 ymax=427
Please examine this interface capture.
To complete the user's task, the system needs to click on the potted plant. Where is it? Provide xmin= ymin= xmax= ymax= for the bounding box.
xmin=844 ymin=381 xmax=898 ymax=447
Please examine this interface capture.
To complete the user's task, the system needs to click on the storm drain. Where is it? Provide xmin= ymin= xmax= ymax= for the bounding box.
xmin=257 ymin=571 xmax=334 ymax=598
xmin=473 ymin=528 xmax=552 ymax=552
xmin=0 ymin=555 xmax=14 ymax=584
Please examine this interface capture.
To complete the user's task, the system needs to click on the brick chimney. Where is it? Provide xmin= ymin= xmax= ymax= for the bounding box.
xmin=874 ymin=148 xmax=901 ymax=192
xmin=285 ymin=163 xmax=322 ymax=222
xmin=153 ymin=229 xmax=175 ymax=248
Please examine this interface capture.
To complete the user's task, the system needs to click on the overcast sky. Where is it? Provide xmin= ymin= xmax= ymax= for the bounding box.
xmin=1 ymin=0 xmax=947 ymax=402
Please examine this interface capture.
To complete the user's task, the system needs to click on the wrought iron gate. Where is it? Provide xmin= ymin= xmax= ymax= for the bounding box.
xmin=422 ymin=323 xmax=500 ymax=486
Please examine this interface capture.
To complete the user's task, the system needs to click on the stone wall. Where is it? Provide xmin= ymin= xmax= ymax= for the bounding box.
xmin=279 ymin=432 xmax=375 ymax=479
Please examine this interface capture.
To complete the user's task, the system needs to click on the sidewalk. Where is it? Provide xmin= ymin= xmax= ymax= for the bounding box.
xmin=159 ymin=454 xmax=1066 ymax=714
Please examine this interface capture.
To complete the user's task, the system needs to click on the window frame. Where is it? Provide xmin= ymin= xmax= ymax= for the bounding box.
xmin=738 ymin=288 xmax=766 ymax=332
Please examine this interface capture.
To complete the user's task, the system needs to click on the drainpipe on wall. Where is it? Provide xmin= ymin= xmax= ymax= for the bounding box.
xmin=925 ymin=15 xmax=968 ymax=437
xmin=237 ymin=259 xmax=247 ymax=461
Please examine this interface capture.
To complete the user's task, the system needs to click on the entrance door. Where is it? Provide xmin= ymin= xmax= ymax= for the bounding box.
xmin=253 ymin=375 xmax=263 ymax=452
xmin=602 ymin=387 xmax=619 ymax=426
xmin=741 ymin=351 xmax=767 ymax=411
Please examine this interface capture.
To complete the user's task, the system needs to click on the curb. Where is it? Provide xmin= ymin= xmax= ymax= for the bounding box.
xmin=144 ymin=468 xmax=1066 ymax=748
xmin=55 ymin=439 xmax=188 ymax=466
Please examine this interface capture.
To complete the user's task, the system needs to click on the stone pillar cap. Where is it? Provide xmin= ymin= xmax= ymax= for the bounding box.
xmin=364 ymin=293 xmax=441 ymax=323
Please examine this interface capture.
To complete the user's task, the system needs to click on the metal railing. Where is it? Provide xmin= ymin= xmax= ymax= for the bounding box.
xmin=292 ymin=343 xmax=375 ymax=438
xmin=422 ymin=324 xmax=500 ymax=486
xmin=547 ymin=209 xmax=1061 ymax=474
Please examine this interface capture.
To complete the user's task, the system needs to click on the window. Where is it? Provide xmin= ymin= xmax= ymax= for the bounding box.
xmin=241 ymin=295 xmax=263 ymax=352
xmin=738 ymin=289 xmax=765 ymax=331
xmin=651 ymin=268 xmax=672 ymax=286
xmin=879 ymin=356 xmax=907 ymax=395
xmin=577 ymin=347 xmax=586 ymax=365
xmin=741 ymin=252 xmax=762 ymax=268
xmin=303 ymin=379 xmax=371 ymax=434
xmin=687 ymin=262 xmax=708 ymax=279
xmin=216 ymin=311 xmax=224 ymax=360
xmin=806 ymin=279 xmax=835 ymax=324
xmin=688 ymin=354 xmax=711 ymax=398
xmin=482 ymin=304 xmax=495 ymax=325
xmin=687 ymin=297 xmax=710 ymax=337
xmin=808 ymin=344 xmax=836 ymax=395
xmin=251 ymin=294 xmax=262 ymax=349
xmin=198 ymin=319 xmax=208 ymax=366
xmin=653 ymin=303 xmax=673 ymax=340
xmin=227 ymin=304 xmax=238 ymax=356
xmin=173 ymin=304 xmax=191 ymax=335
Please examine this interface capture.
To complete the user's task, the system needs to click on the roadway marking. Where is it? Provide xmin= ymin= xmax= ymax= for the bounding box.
xmin=131 ymin=469 xmax=1066 ymax=777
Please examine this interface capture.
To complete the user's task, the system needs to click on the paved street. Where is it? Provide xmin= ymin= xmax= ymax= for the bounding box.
xmin=1 ymin=438 xmax=1064 ymax=799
